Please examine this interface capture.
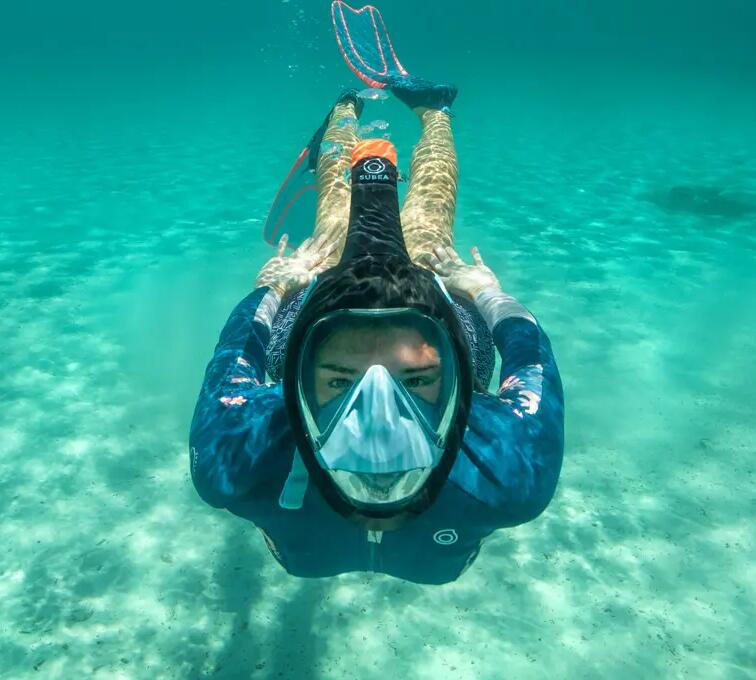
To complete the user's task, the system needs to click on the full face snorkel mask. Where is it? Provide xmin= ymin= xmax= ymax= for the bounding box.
xmin=296 ymin=307 xmax=460 ymax=510
xmin=282 ymin=140 xmax=473 ymax=531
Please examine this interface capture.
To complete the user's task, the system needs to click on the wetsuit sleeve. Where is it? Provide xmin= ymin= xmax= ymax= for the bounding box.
xmin=460 ymin=287 xmax=564 ymax=528
xmin=189 ymin=287 xmax=290 ymax=508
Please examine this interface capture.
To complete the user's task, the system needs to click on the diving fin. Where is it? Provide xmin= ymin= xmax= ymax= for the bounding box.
xmin=262 ymin=90 xmax=364 ymax=249
xmin=330 ymin=1 xmax=409 ymax=89
xmin=331 ymin=2 xmax=457 ymax=111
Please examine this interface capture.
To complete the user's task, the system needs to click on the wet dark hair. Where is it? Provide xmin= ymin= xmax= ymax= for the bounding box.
xmin=306 ymin=255 xmax=445 ymax=318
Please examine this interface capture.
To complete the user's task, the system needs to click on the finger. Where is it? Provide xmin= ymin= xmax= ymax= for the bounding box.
xmin=276 ymin=234 xmax=289 ymax=257
xmin=445 ymin=246 xmax=464 ymax=264
xmin=471 ymin=246 xmax=485 ymax=267
xmin=298 ymin=237 xmax=315 ymax=256
xmin=430 ymin=259 xmax=450 ymax=274
xmin=310 ymin=237 xmax=337 ymax=257
xmin=415 ymin=254 xmax=436 ymax=271
xmin=312 ymin=233 xmax=328 ymax=250
xmin=296 ymin=236 xmax=313 ymax=254
xmin=302 ymin=233 xmax=326 ymax=258
xmin=434 ymin=245 xmax=450 ymax=262
xmin=419 ymin=250 xmax=441 ymax=267
xmin=322 ymin=240 xmax=339 ymax=258
xmin=308 ymin=244 xmax=335 ymax=269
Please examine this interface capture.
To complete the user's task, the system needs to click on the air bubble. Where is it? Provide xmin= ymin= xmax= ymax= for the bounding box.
xmin=357 ymin=88 xmax=389 ymax=101
xmin=336 ymin=116 xmax=358 ymax=129
xmin=320 ymin=141 xmax=343 ymax=159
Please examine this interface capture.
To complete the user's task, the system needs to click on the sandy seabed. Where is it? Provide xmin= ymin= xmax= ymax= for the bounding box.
xmin=1 ymin=69 xmax=754 ymax=679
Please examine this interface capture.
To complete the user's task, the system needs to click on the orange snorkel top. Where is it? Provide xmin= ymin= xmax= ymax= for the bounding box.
xmin=351 ymin=139 xmax=397 ymax=167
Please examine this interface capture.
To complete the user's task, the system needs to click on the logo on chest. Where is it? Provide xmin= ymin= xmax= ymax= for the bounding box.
xmin=433 ymin=528 xmax=458 ymax=545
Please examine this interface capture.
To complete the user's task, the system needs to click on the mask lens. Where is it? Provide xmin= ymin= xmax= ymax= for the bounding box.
xmin=297 ymin=309 xmax=458 ymax=443
xmin=295 ymin=309 xmax=460 ymax=507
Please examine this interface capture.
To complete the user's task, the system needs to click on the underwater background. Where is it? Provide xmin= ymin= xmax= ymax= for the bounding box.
xmin=1 ymin=0 xmax=754 ymax=677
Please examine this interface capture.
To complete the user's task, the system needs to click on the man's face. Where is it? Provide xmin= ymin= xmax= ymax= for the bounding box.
xmin=313 ymin=325 xmax=442 ymax=406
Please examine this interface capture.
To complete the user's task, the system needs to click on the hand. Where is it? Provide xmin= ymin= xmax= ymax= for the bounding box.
xmin=255 ymin=234 xmax=338 ymax=298
xmin=421 ymin=245 xmax=501 ymax=300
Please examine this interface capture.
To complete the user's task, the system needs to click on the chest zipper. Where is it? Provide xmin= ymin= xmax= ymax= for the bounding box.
xmin=367 ymin=530 xmax=383 ymax=572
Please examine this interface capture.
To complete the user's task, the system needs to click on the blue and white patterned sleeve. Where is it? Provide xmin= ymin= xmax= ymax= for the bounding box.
xmin=456 ymin=287 xmax=565 ymax=529
xmin=189 ymin=287 xmax=291 ymax=508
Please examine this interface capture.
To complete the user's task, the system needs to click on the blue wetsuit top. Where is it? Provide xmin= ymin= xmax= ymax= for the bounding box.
xmin=190 ymin=286 xmax=564 ymax=585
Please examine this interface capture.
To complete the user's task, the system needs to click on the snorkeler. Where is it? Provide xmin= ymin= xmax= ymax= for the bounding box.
xmin=189 ymin=4 xmax=564 ymax=585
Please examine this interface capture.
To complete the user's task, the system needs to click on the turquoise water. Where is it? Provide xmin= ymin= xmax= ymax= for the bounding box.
xmin=2 ymin=1 xmax=755 ymax=677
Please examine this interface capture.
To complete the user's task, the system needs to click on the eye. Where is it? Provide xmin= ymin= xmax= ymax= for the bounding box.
xmin=327 ymin=377 xmax=354 ymax=390
xmin=403 ymin=375 xmax=434 ymax=389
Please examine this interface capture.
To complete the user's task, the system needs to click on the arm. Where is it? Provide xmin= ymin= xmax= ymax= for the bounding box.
xmin=189 ymin=286 xmax=289 ymax=508
xmin=460 ymin=287 xmax=564 ymax=527
xmin=425 ymin=246 xmax=564 ymax=527
xmin=189 ymin=234 xmax=337 ymax=508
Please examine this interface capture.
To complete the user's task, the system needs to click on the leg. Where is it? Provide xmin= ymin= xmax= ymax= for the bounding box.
xmin=313 ymin=101 xmax=360 ymax=267
xmin=400 ymin=109 xmax=457 ymax=264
